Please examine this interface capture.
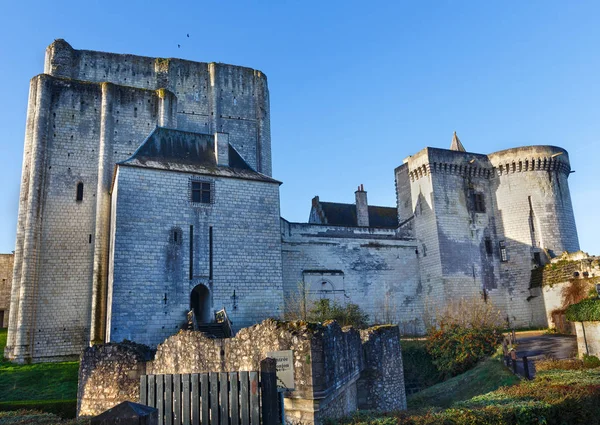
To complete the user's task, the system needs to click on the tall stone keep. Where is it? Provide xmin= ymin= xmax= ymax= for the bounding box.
xmin=6 ymin=40 xmax=274 ymax=362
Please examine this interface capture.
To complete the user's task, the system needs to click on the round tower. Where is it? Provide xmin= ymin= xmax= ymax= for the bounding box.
xmin=488 ymin=145 xmax=579 ymax=258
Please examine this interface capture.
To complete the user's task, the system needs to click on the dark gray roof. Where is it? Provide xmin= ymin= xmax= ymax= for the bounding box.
xmin=118 ymin=127 xmax=279 ymax=183
xmin=319 ymin=202 xmax=398 ymax=228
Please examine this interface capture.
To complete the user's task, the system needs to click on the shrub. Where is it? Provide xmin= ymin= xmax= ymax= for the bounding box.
xmin=0 ymin=400 xmax=77 ymax=419
xmin=426 ymin=324 xmax=504 ymax=377
xmin=334 ymin=368 xmax=600 ymax=425
xmin=583 ymin=354 xmax=600 ymax=368
xmin=565 ymin=298 xmax=600 ymax=322
xmin=308 ymin=299 xmax=369 ymax=329
xmin=424 ymin=295 xmax=503 ymax=329
xmin=401 ymin=340 xmax=443 ymax=394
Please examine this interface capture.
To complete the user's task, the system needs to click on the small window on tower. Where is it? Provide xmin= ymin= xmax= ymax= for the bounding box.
xmin=472 ymin=193 xmax=485 ymax=213
xmin=76 ymin=182 xmax=84 ymax=202
xmin=485 ymin=238 xmax=493 ymax=255
xmin=499 ymin=241 xmax=508 ymax=262
xmin=191 ymin=181 xmax=212 ymax=204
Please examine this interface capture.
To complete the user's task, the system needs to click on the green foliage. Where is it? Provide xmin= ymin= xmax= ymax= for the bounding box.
xmin=0 ymin=400 xmax=77 ymax=419
xmin=0 ymin=360 xmax=79 ymax=402
xmin=308 ymin=299 xmax=369 ymax=329
xmin=0 ymin=329 xmax=79 ymax=420
xmin=408 ymin=355 xmax=520 ymax=409
xmin=583 ymin=354 xmax=600 ymax=368
xmin=333 ymin=368 xmax=600 ymax=425
xmin=400 ymin=340 xmax=443 ymax=393
xmin=565 ymin=298 xmax=600 ymax=322
xmin=425 ymin=324 xmax=504 ymax=377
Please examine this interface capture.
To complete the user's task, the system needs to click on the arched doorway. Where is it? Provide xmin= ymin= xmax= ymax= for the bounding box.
xmin=191 ymin=284 xmax=212 ymax=324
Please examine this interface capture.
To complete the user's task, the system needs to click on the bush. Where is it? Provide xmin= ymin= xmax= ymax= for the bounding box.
xmin=333 ymin=368 xmax=600 ymax=425
xmin=565 ymin=298 xmax=600 ymax=322
xmin=426 ymin=324 xmax=504 ymax=377
xmin=0 ymin=400 xmax=77 ymax=419
xmin=308 ymin=299 xmax=369 ymax=329
xmin=401 ymin=340 xmax=443 ymax=394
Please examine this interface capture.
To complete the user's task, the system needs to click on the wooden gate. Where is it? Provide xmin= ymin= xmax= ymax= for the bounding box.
xmin=140 ymin=359 xmax=279 ymax=425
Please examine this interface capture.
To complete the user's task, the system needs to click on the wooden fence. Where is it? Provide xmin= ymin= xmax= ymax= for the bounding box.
xmin=140 ymin=359 xmax=279 ymax=425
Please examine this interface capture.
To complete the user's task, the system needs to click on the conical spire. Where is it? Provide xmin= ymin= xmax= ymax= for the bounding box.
xmin=450 ymin=131 xmax=466 ymax=152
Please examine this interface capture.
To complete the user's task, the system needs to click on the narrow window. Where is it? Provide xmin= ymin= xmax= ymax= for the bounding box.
xmin=499 ymin=241 xmax=508 ymax=262
xmin=189 ymin=225 xmax=194 ymax=280
xmin=76 ymin=182 xmax=84 ymax=202
xmin=472 ymin=193 xmax=485 ymax=213
xmin=209 ymin=226 xmax=213 ymax=280
xmin=191 ymin=181 xmax=212 ymax=204
xmin=485 ymin=238 xmax=493 ymax=255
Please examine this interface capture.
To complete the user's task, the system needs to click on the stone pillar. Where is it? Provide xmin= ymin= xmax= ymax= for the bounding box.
xmin=355 ymin=185 xmax=369 ymax=227
xmin=208 ymin=63 xmax=221 ymax=135
xmin=11 ymin=75 xmax=52 ymax=362
xmin=358 ymin=325 xmax=407 ymax=411
xmin=215 ymin=132 xmax=229 ymax=167
xmin=158 ymin=89 xmax=177 ymax=128
xmin=89 ymin=82 xmax=115 ymax=346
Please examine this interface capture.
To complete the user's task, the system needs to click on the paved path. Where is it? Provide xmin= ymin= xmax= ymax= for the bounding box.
xmin=510 ymin=334 xmax=577 ymax=378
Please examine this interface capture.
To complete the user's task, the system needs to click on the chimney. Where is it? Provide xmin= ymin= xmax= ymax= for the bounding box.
xmin=215 ymin=132 xmax=229 ymax=166
xmin=355 ymin=184 xmax=369 ymax=227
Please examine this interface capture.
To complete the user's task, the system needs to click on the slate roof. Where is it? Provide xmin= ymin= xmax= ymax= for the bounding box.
xmin=118 ymin=127 xmax=280 ymax=183
xmin=319 ymin=202 xmax=398 ymax=228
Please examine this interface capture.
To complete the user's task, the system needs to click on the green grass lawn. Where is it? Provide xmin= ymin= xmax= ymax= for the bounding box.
xmin=407 ymin=354 xmax=520 ymax=409
xmin=0 ymin=329 xmax=79 ymax=417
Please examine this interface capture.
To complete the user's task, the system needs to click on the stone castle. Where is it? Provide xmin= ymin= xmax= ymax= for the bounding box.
xmin=4 ymin=40 xmax=580 ymax=362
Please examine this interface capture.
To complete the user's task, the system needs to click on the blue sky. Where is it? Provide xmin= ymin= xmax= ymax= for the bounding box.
xmin=0 ymin=1 xmax=599 ymax=254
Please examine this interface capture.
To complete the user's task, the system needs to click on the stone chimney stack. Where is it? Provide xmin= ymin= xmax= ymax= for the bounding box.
xmin=215 ymin=132 xmax=229 ymax=166
xmin=355 ymin=184 xmax=369 ymax=227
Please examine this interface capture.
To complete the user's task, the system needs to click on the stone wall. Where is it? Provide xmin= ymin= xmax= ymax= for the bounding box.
xmin=77 ymin=342 xmax=154 ymax=417
xmin=78 ymin=320 xmax=407 ymax=424
xmin=357 ymin=325 xmax=407 ymax=411
xmin=532 ymin=252 xmax=600 ymax=331
xmin=8 ymin=39 xmax=273 ymax=362
xmin=397 ymin=145 xmax=580 ymax=329
xmin=0 ymin=254 xmax=13 ymax=328
xmin=108 ymin=166 xmax=283 ymax=346
xmin=574 ymin=321 xmax=600 ymax=358
xmin=280 ymin=220 xmax=423 ymax=335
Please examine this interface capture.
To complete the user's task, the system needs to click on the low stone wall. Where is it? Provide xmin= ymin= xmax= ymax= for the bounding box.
xmin=574 ymin=321 xmax=600 ymax=358
xmin=77 ymin=342 xmax=154 ymax=416
xmin=357 ymin=325 xmax=407 ymax=411
xmin=77 ymin=320 xmax=407 ymax=424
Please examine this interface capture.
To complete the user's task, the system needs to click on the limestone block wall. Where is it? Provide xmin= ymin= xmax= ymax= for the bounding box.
xmin=280 ymin=220 xmax=423 ymax=334
xmin=6 ymin=73 xmax=175 ymax=362
xmin=489 ymin=146 xmax=579 ymax=327
xmin=77 ymin=320 xmax=406 ymax=424
xmin=574 ymin=322 xmax=600 ymax=358
xmin=44 ymin=39 xmax=271 ymax=176
xmin=397 ymin=151 xmax=446 ymax=318
xmin=108 ymin=167 xmax=284 ymax=347
xmin=0 ymin=254 xmax=14 ymax=328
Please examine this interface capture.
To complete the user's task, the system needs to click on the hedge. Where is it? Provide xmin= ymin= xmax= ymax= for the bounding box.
xmin=565 ymin=298 xmax=600 ymax=322
xmin=0 ymin=399 xmax=77 ymax=419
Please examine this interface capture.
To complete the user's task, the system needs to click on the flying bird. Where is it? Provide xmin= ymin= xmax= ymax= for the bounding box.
xmin=178 ymin=44 xmax=181 ymax=48
xmin=187 ymin=34 xmax=190 ymax=38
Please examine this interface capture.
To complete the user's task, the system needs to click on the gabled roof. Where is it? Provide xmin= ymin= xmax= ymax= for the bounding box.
xmin=318 ymin=202 xmax=398 ymax=228
xmin=118 ymin=127 xmax=280 ymax=184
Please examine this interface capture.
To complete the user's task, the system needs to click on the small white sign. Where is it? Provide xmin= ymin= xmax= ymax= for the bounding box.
xmin=267 ymin=350 xmax=295 ymax=391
